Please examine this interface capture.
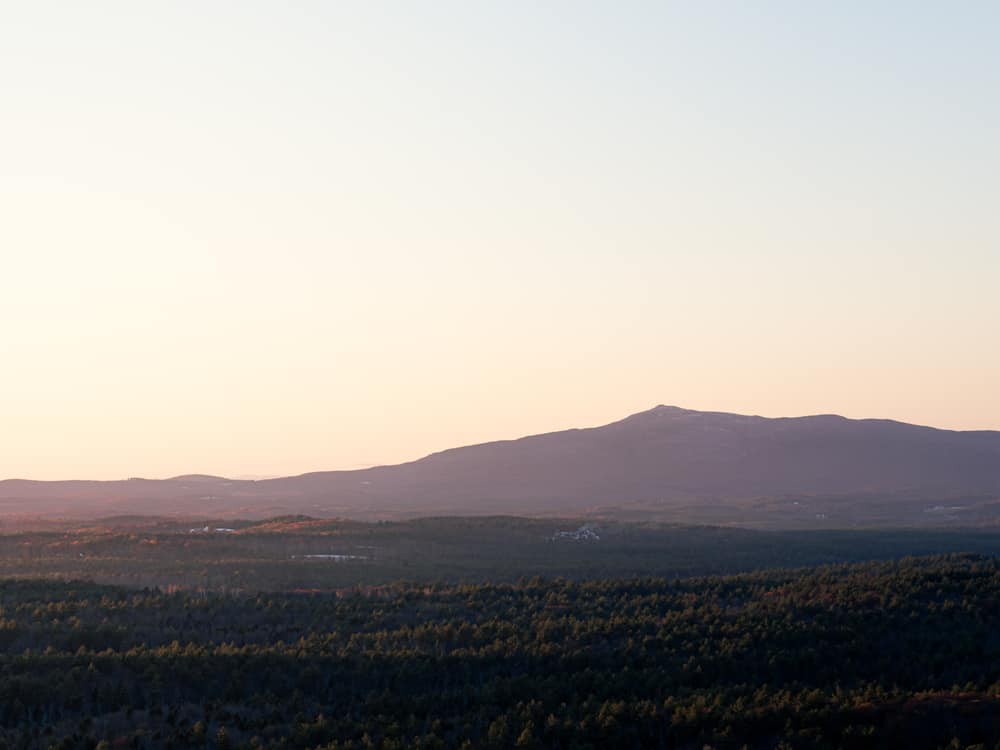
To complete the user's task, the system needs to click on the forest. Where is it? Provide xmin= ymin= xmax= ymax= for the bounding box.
xmin=5 ymin=515 xmax=1000 ymax=591
xmin=1 ymin=554 xmax=1000 ymax=749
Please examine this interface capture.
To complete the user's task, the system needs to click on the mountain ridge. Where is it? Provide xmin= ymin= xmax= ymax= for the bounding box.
xmin=3 ymin=406 xmax=999 ymax=527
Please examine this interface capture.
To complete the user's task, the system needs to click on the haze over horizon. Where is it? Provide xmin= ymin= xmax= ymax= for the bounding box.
xmin=4 ymin=2 xmax=998 ymax=480
xmin=3 ymin=404 xmax=999 ymax=484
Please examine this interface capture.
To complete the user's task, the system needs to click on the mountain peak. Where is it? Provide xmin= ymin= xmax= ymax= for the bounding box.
xmin=2 ymin=407 xmax=1000 ymax=527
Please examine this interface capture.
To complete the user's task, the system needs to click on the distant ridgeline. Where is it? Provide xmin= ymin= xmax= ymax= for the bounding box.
xmin=1 ymin=555 xmax=1000 ymax=748
xmin=2 ymin=406 xmax=1000 ymax=527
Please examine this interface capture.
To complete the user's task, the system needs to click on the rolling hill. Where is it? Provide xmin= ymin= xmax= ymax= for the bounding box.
xmin=3 ymin=406 xmax=1000 ymax=527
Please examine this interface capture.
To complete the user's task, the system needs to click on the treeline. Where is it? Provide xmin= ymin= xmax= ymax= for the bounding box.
xmin=2 ymin=555 xmax=1000 ymax=748
xmin=8 ymin=519 xmax=1000 ymax=591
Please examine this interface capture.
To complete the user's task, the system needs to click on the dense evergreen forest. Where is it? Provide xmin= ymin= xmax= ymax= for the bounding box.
xmin=2 ymin=554 xmax=1000 ymax=749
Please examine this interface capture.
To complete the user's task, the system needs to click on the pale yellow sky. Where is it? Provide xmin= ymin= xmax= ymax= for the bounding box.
xmin=2 ymin=2 xmax=998 ymax=479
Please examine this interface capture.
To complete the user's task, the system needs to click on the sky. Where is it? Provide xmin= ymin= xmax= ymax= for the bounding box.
xmin=2 ymin=2 xmax=998 ymax=480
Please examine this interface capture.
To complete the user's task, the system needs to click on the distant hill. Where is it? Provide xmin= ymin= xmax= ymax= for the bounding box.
xmin=3 ymin=406 xmax=1000 ymax=527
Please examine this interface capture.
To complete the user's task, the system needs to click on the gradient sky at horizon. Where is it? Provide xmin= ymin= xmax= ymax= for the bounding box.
xmin=2 ymin=2 xmax=998 ymax=480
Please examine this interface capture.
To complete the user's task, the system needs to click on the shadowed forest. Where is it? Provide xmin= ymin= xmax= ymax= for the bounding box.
xmin=1 ymin=555 xmax=1000 ymax=749
xmin=4 ymin=519 xmax=1000 ymax=747
xmin=6 ymin=516 xmax=1000 ymax=591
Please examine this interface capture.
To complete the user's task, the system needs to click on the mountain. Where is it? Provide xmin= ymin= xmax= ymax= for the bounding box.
xmin=3 ymin=406 xmax=1000 ymax=527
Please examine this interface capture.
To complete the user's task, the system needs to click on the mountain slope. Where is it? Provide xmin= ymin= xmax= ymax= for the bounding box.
xmin=2 ymin=406 xmax=1000 ymax=525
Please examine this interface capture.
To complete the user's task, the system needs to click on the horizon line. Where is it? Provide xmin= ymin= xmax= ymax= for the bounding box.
xmin=3 ymin=404 xmax=997 ymax=484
